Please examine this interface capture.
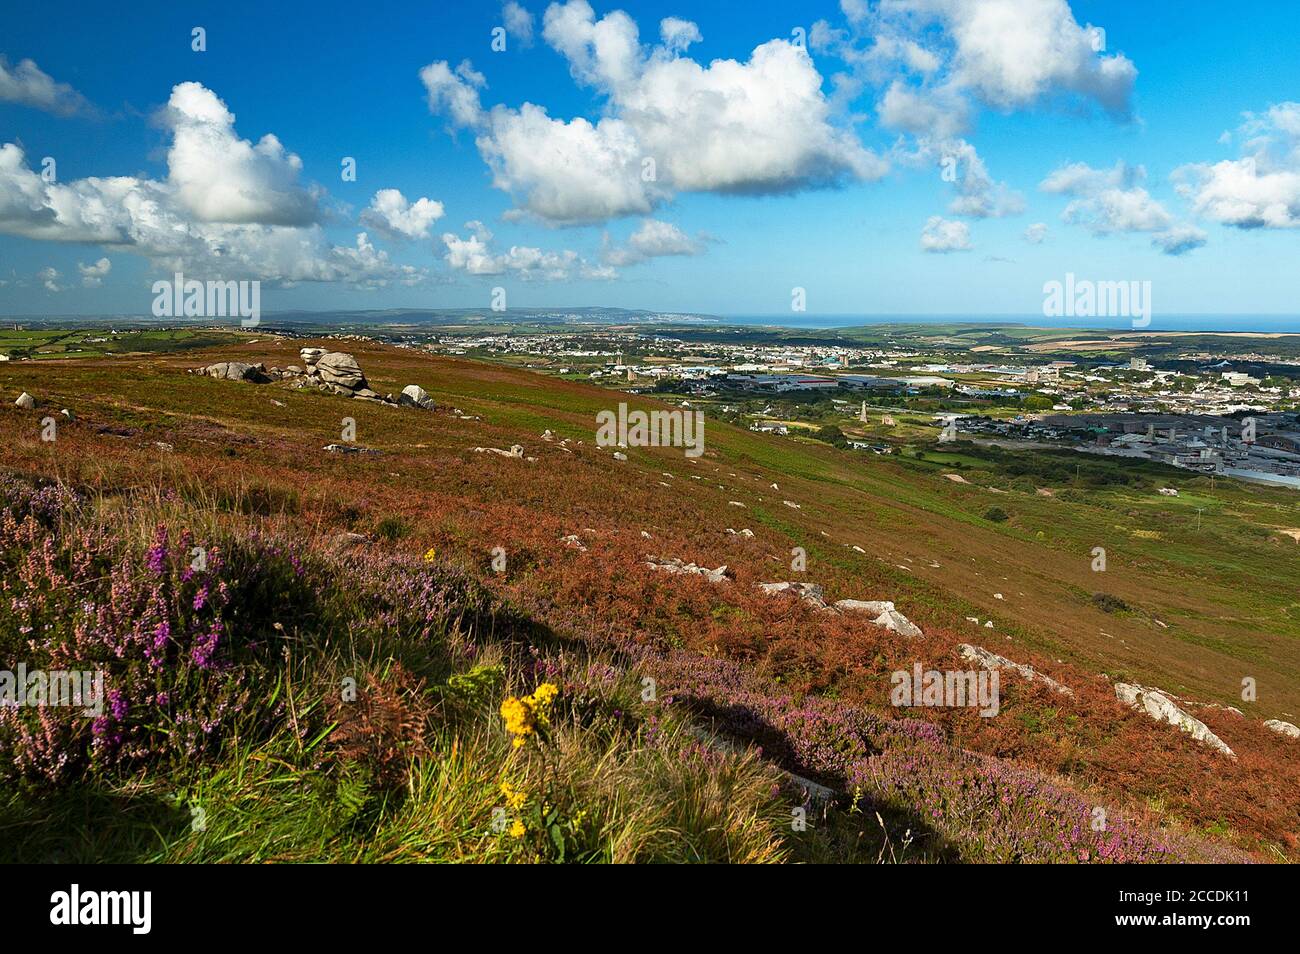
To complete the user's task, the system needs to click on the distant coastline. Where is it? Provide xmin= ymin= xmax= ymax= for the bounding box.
xmin=6 ymin=310 xmax=1300 ymax=336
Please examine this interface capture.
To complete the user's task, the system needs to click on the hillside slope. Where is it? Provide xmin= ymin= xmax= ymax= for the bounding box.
xmin=2 ymin=337 xmax=1296 ymax=860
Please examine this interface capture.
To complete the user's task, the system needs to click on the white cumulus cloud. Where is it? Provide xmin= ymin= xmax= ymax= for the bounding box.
xmin=1041 ymin=160 xmax=1203 ymax=254
xmin=1175 ymin=103 xmax=1300 ymax=229
xmin=893 ymin=0 xmax=1136 ymax=116
xmin=0 ymin=55 xmax=91 ymax=116
xmin=37 ymin=266 xmax=61 ymax=292
xmin=77 ymin=257 xmax=111 ymax=287
xmin=0 ymin=83 xmax=427 ymax=287
xmin=920 ymin=215 xmax=971 ymax=252
xmin=420 ymin=0 xmax=886 ymax=224
xmin=503 ymin=2 xmax=536 ymax=47
xmin=360 ymin=189 xmax=445 ymax=239
xmin=165 ymin=82 xmax=319 ymax=226
xmin=603 ymin=218 xmax=703 ymax=265
xmin=1023 ymin=221 xmax=1048 ymax=243
xmin=441 ymin=220 xmax=612 ymax=280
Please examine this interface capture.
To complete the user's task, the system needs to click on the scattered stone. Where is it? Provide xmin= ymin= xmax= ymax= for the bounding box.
xmin=758 ymin=581 xmax=827 ymax=609
xmin=613 ymin=452 xmax=628 ymax=461
xmin=1188 ymin=701 xmax=1245 ymax=717
xmin=323 ymin=443 xmax=378 ymax=454
xmin=1264 ymin=719 xmax=1300 ymax=739
xmin=561 ymin=534 xmax=587 ymax=552
xmin=299 ymin=348 xmax=326 ymax=366
xmin=399 ymin=384 xmax=435 ymax=410
xmin=648 ymin=558 xmax=730 ymax=583
xmin=14 ymin=392 xmax=36 ymax=409
xmin=1158 ymin=487 xmax=1179 ymax=497
xmin=474 ymin=445 xmax=525 ymax=459
xmin=834 ymin=599 xmax=923 ymax=638
xmin=958 ymin=643 xmax=1072 ymax=696
xmin=202 ymin=361 xmax=267 ymax=382
xmin=60 ymin=408 xmax=74 ymax=421
xmin=331 ymin=531 xmax=369 ymax=552
xmin=1113 ymin=683 xmax=1235 ymax=758
xmin=783 ymin=500 xmax=801 ymax=509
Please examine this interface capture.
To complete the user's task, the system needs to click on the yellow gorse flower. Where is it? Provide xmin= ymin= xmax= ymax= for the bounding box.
xmin=499 ymin=682 xmax=560 ymax=748
xmin=509 ymin=819 xmax=526 ymax=838
xmin=423 ymin=547 xmax=437 ymax=563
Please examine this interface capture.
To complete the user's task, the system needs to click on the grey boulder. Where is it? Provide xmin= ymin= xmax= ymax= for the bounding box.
xmin=314 ymin=352 xmax=367 ymax=390
xmin=203 ymin=362 xmax=266 ymax=382
xmin=398 ymin=384 xmax=435 ymax=409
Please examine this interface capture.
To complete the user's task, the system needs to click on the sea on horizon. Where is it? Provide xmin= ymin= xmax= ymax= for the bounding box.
xmin=722 ymin=314 xmax=1300 ymax=334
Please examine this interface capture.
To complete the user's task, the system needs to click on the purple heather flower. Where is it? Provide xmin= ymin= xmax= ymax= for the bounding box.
xmin=145 ymin=525 xmax=169 ymax=574
xmin=108 ymin=689 xmax=128 ymax=721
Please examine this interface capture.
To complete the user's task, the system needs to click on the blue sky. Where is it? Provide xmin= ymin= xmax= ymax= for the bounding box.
xmin=2 ymin=0 xmax=1299 ymax=321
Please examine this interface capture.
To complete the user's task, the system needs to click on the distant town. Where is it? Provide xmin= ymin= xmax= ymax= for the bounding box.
xmin=411 ymin=323 xmax=1300 ymax=488
xmin=8 ymin=316 xmax=1300 ymax=487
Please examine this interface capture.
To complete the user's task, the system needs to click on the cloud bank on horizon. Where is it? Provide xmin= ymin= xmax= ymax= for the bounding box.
xmin=1 ymin=0 xmax=1299 ymax=315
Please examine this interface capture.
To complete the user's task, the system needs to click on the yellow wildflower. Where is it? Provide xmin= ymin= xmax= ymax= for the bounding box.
xmin=499 ymin=781 xmax=527 ymax=810
xmin=499 ymin=683 xmax=560 ymax=748
xmin=423 ymin=547 xmax=437 ymax=563
xmin=509 ymin=819 xmax=526 ymax=838
xmin=500 ymin=696 xmax=534 ymax=739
